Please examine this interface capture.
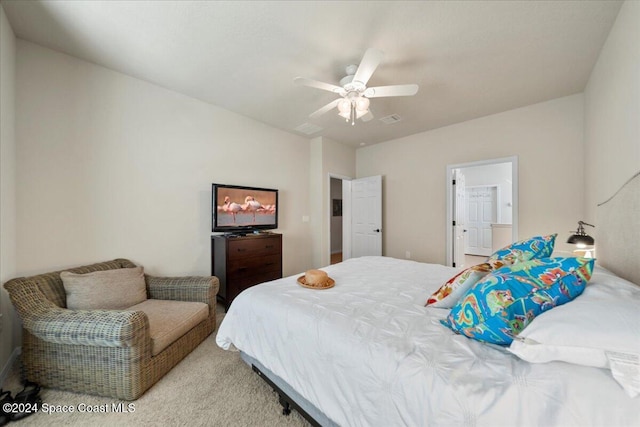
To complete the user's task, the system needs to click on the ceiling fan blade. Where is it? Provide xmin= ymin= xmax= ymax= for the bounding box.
xmin=294 ymin=77 xmax=346 ymax=95
xmin=364 ymin=84 xmax=419 ymax=98
xmin=309 ymin=99 xmax=341 ymax=119
xmin=360 ymin=110 xmax=374 ymax=122
xmin=352 ymin=48 xmax=384 ymax=86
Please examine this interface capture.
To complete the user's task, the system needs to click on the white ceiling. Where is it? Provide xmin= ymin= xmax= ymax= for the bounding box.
xmin=2 ymin=0 xmax=622 ymax=147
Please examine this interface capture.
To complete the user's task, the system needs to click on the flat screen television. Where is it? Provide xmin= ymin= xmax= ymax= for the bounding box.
xmin=212 ymin=183 xmax=278 ymax=234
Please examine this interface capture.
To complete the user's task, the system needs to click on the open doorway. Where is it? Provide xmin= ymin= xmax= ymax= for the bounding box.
xmin=330 ymin=177 xmax=344 ymax=264
xmin=328 ymin=174 xmax=382 ymax=266
xmin=446 ymin=157 xmax=518 ymax=268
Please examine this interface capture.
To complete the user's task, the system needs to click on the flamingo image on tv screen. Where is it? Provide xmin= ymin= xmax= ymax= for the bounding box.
xmin=213 ymin=184 xmax=278 ymax=232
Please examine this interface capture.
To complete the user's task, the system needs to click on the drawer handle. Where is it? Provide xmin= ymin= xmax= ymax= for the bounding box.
xmin=237 ymin=267 xmax=248 ymax=272
xmin=265 ymin=245 xmax=274 ymax=249
xmin=237 ymin=248 xmax=246 ymax=252
xmin=265 ymin=262 xmax=275 ymax=266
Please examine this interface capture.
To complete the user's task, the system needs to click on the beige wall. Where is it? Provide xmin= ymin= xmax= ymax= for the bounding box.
xmin=0 ymin=4 xmax=18 ymax=379
xmin=309 ymin=138 xmax=323 ymax=268
xmin=16 ymin=41 xmax=314 ymax=278
xmin=309 ymin=137 xmax=355 ymax=268
xmin=584 ymin=0 xmax=640 ymax=224
xmin=357 ymin=94 xmax=585 ymax=264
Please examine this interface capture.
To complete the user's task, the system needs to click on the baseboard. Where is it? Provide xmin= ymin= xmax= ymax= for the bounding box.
xmin=0 ymin=346 xmax=21 ymax=386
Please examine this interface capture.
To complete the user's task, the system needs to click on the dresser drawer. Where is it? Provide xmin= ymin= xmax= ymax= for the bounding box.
xmin=227 ymin=236 xmax=281 ymax=260
xmin=233 ymin=270 xmax=283 ymax=291
xmin=227 ymin=253 xmax=281 ymax=276
xmin=212 ymin=233 xmax=283 ymax=310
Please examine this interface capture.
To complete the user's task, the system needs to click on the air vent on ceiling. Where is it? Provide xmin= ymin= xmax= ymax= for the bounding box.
xmin=294 ymin=122 xmax=323 ymax=135
xmin=379 ymin=114 xmax=402 ymax=124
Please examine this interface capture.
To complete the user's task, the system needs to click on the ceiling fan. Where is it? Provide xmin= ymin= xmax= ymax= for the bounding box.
xmin=294 ymin=48 xmax=419 ymax=125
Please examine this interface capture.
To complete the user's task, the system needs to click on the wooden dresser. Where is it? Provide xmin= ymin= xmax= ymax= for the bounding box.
xmin=212 ymin=233 xmax=282 ymax=309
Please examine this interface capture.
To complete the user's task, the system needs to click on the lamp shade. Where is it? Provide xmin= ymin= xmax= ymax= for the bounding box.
xmin=567 ymin=220 xmax=595 ymax=248
xmin=337 ymin=99 xmax=351 ymax=114
xmin=355 ymin=97 xmax=370 ymax=112
xmin=567 ymin=233 xmax=594 ymax=246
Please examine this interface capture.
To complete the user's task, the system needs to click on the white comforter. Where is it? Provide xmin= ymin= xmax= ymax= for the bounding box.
xmin=217 ymin=256 xmax=639 ymax=426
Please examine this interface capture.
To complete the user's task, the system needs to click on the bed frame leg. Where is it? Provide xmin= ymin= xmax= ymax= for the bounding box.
xmin=279 ymin=395 xmax=292 ymax=416
xmin=251 ymin=364 xmax=321 ymax=426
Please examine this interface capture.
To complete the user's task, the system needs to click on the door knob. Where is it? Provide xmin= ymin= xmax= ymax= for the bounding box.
xmin=374 ymin=229 xmax=381 ymax=233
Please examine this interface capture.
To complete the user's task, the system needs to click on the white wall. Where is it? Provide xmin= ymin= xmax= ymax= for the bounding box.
xmin=584 ymin=0 xmax=640 ymax=223
xmin=16 ymin=41 xmax=313 ymax=278
xmin=357 ymin=94 xmax=584 ymax=264
xmin=0 ymin=4 xmax=18 ymax=380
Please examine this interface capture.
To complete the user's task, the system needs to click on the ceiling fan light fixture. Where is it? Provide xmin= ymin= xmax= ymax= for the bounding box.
xmin=295 ymin=48 xmax=419 ymax=126
xmin=355 ymin=96 xmax=370 ymax=112
xmin=338 ymin=109 xmax=351 ymax=120
xmin=337 ymin=98 xmax=351 ymax=114
xmin=338 ymin=98 xmax=354 ymax=121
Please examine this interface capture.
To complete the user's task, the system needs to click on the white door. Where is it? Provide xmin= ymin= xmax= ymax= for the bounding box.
xmin=465 ymin=186 xmax=497 ymax=256
xmin=350 ymin=175 xmax=382 ymax=258
xmin=452 ymin=170 xmax=466 ymax=269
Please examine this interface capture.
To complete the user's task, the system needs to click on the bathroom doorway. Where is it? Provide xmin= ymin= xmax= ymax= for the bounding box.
xmin=446 ymin=157 xmax=518 ymax=268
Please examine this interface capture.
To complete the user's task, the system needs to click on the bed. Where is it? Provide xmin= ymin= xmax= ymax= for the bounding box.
xmin=216 ymin=172 xmax=640 ymax=427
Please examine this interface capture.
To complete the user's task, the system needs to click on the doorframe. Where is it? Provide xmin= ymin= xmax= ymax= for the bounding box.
xmin=327 ymin=173 xmax=353 ymax=265
xmin=445 ymin=156 xmax=518 ymax=267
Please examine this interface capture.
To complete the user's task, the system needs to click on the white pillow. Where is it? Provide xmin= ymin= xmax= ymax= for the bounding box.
xmin=508 ymin=266 xmax=640 ymax=397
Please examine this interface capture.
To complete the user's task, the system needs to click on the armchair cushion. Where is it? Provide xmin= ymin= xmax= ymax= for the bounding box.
xmin=127 ymin=299 xmax=209 ymax=356
xmin=62 ymin=266 xmax=147 ymax=310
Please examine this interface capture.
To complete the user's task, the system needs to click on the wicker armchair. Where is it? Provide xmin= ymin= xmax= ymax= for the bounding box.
xmin=3 ymin=259 xmax=219 ymax=400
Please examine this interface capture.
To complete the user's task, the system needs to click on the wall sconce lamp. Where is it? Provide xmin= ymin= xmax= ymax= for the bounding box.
xmin=568 ymin=221 xmax=595 ymax=257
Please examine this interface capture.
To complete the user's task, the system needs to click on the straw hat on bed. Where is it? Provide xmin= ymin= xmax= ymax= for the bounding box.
xmin=297 ymin=269 xmax=335 ymax=289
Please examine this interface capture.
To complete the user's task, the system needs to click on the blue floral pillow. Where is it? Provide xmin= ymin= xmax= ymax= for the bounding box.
xmin=441 ymin=257 xmax=595 ymax=345
xmin=487 ymin=234 xmax=557 ymax=264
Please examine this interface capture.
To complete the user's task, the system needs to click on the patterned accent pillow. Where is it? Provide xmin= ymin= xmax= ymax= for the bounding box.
xmin=426 ymin=259 xmax=509 ymax=308
xmin=487 ymin=234 xmax=557 ymax=264
xmin=441 ymin=257 xmax=595 ymax=345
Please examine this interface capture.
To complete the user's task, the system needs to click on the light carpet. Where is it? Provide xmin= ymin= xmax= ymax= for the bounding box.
xmin=2 ymin=306 xmax=309 ymax=426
